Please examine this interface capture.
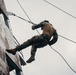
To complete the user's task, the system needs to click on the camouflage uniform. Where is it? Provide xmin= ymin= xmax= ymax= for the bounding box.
xmin=6 ymin=20 xmax=58 ymax=63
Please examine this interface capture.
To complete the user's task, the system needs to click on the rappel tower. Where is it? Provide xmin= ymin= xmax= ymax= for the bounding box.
xmin=0 ymin=0 xmax=26 ymax=75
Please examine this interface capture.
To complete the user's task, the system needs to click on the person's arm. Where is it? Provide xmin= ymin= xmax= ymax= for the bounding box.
xmin=48 ymin=31 xmax=58 ymax=45
xmin=32 ymin=22 xmax=45 ymax=30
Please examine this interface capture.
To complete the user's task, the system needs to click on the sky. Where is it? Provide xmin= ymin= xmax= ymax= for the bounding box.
xmin=4 ymin=0 xmax=76 ymax=75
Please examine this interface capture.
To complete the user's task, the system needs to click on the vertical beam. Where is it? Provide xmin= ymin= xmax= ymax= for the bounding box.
xmin=15 ymin=69 xmax=22 ymax=75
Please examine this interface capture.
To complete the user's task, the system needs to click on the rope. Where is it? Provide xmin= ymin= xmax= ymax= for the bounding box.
xmin=50 ymin=46 xmax=76 ymax=73
xmin=16 ymin=0 xmax=40 ymax=35
xmin=44 ymin=0 xmax=76 ymax=19
xmin=16 ymin=0 xmax=31 ymax=21
xmin=58 ymin=34 xmax=76 ymax=44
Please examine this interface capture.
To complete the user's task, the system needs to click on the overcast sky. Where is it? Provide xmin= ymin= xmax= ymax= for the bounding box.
xmin=4 ymin=0 xmax=76 ymax=75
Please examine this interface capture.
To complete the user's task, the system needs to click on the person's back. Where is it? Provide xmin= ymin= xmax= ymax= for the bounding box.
xmin=42 ymin=22 xmax=56 ymax=38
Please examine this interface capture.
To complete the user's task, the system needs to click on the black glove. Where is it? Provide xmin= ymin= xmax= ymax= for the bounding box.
xmin=32 ymin=25 xmax=35 ymax=30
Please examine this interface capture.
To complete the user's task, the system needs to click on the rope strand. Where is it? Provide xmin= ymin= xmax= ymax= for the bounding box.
xmin=16 ymin=0 xmax=40 ymax=35
xmin=44 ymin=0 xmax=76 ymax=19
xmin=58 ymin=34 xmax=76 ymax=44
xmin=16 ymin=0 xmax=31 ymax=21
xmin=50 ymin=46 xmax=76 ymax=73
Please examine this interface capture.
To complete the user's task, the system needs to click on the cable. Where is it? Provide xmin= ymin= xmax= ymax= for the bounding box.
xmin=44 ymin=0 xmax=76 ymax=19
xmin=16 ymin=0 xmax=31 ymax=21
xmin=16 ymin=0 xmax=40 ymax=34
xmin=7 ymin=12 xmax=35 ymax=24
xmin=50 ymin=46 xmax=76 ymax=73
xmin=58 ymin=34 xmax=76 ymax=44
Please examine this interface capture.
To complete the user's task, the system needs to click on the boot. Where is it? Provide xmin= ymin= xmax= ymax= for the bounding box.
xmin=6 ymin=48 xmax=17 ymax=55
xmin=26 ymin=46 xmax=37 ymax=63
xmin=6 ymin=45 xmax=22 ymax=55
xmin=6 ymin=40 xmax=32 ymax=55
xmin=26 ymin=55 xmax=35 ymax=63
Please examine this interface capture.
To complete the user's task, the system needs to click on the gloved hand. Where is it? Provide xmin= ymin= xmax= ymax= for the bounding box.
xmin=32 ymin=26 xmax=35 ymax=30
xmin=32 ymin=24 xmax=37 ymax=30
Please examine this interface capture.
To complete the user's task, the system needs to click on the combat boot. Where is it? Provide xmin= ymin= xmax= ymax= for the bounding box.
xmin=6 ymin=45 xmax=21 ymax=55
xmin=6 ymin=48 xmax=17 ymax=55
xmin=6 ymin=39 xmax=32 ymax=55
xmin=26 ymin=55 xmax=35 ymax=63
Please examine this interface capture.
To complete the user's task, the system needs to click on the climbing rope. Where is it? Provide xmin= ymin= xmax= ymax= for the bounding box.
xmin=16 ymin=0 xmax=31 ymax=21
xmin=44 ymin=0 xmax=76 ymax=19
xmin=50 ymin=46 xmax=76 ymax=73
xmin=16 ymin=0 xmax=40 ymax=35
xmin=7 ymin=12 xmax=35 ymax=25
xmin=58 ymin=34 xmax=76 ymax=44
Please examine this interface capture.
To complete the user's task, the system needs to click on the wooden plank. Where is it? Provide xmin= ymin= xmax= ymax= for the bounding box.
xmin=0 ymin=0 xmax=8 ymax=18
xmin=0 ymin=58 xmax=9 ymax=74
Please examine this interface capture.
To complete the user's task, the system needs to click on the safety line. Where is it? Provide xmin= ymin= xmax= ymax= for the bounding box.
xmin=16 ymin=0 xmax=31 ymax=21
xmin=16 ymin=0 xmax=40 ymax=35
xmin=44 ymin=0 xmax=76 ymax=19
xmin=58 ymin=34 xmax=76 ymax=44
xmin=51 ymin=46 xmax=76 ymax=73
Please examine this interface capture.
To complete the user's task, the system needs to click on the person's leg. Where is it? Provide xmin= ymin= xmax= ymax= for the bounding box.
xmin=26 ymin=45 xmax=37 ymax=63
xmin=6 ymin=34 xmax=43 ymax=55
xmin=6 ymin=39 xmax=33 ymax=55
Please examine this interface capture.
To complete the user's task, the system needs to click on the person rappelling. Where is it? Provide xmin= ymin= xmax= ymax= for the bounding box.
xmin=6 ymin=20 xmax=58 ymax=63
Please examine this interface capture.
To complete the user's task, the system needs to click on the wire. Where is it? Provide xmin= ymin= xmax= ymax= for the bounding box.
xmin=58 ymin=34 xmax=76 ymax=44
xmin=8 ymin=12 xmax=35 ymax=24
xmin=50 ymin=46 xmax=76 ymax=73
xmin=44 ymin=0 xmax=76 ymax=19
xmin=16 ymin=0 xmax=31 ymax=21
xmin=16 ymin=0 xmax=40 ymax=34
